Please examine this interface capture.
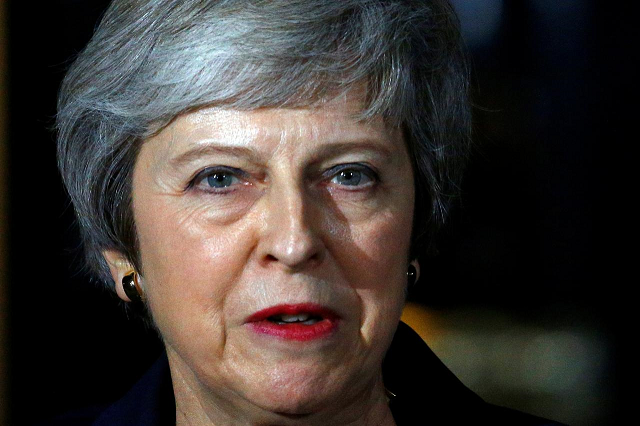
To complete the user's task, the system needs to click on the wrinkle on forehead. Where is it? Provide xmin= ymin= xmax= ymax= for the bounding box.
xmin=180 ymin=84 xmax=374 ymax=138
xmin=165 ymin=95 xmax=388 ymax=152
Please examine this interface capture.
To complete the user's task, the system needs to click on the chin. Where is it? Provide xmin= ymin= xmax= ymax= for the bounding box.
xmin=240 ymin=363 xmax=354 ymax=415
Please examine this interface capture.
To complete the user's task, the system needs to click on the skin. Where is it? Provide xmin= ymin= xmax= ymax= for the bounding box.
xmin=104 ymin=91 xmax=417 ymax=425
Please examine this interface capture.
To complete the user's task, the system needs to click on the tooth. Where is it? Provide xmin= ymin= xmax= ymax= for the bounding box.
xmin=280 ymin=314 xmax=310 ymax=323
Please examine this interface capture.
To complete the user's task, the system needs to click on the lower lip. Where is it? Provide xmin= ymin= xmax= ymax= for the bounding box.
xmin=249 ymin=319 xmax=338 ymax=341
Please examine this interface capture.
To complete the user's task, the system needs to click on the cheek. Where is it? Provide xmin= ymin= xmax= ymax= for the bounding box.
xmin=134 ymin=199 xmax=254 ymax=352
xmin=334 ymin=206 xmax=414 ymax=339
xmin=336 ymin=178 xmax=415 ymax=286
xmin=137 ymin=201 xmax=244 ymax=282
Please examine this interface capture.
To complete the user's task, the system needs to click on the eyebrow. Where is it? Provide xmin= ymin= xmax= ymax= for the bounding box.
xmin=169 ymin=139 xmax=394 ymax=169
xmin=307 ymin=140 xmax=393 ymax=163
xmin=169 ymin=144 xmax=263 ymax=168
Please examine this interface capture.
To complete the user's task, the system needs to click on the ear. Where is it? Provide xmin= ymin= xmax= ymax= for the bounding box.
xmin=103 ymin=250 xmax=137 ymax=302
xmin=410 ymin=259 xmax=421 ymax=284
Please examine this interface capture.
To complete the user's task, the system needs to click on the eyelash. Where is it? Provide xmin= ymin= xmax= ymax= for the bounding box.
xmin=186 ymin=163 xmax=379 ymax=194
xmin=323 ymin=163 xmax=379 ymax=189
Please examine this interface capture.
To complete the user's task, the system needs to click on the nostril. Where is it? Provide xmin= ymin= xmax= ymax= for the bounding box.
xmin=260 ymin=246 xmax=324 ymax=270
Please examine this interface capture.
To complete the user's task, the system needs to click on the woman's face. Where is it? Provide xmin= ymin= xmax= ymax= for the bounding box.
xmin=128 ymin=92 xmax=415 ymax=417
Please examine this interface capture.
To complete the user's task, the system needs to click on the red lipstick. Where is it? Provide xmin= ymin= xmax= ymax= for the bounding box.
xmin=246 ymin=303 xmax=339 ymax=341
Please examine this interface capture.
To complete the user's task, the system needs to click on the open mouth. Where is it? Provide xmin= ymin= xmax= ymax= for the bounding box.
xmin=247 ymin=304 xmax=339 ymax=341
xmin=267 ymin=313 xmax=324 ymax=325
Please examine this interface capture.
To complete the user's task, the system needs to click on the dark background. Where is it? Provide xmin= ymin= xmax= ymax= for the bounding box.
xmin=4 ymin=0 xmax=629 ymax=424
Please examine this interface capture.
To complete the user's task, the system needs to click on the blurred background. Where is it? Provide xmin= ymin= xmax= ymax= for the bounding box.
xmin=0 ymin=0 xmax=630 ymax=424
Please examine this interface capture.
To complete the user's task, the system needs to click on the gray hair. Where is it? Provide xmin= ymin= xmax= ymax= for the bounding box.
xmin=57 ymin=0 xmax=470 ymax=287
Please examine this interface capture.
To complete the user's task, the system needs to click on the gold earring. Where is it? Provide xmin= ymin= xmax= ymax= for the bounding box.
xmin=407 ymin=263 xmax=418 ymax=287
xmin=122 ymin=271 xmax=144 ymax=304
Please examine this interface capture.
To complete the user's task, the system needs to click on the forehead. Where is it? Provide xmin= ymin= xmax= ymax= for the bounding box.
xmin=148 ymin=89 xmax=400 ymax=155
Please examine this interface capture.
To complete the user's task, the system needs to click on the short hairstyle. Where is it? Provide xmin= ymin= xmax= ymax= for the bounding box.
xmin=57 ymin=0 xmax=470 ymax=286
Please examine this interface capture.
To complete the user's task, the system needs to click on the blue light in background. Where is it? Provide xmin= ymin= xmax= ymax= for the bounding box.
xmin=450 ymin=0 xmax=504 ymax=48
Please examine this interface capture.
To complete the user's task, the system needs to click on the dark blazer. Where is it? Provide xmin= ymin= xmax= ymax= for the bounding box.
xmin=49 ymin=322 xmax=564 ymax=425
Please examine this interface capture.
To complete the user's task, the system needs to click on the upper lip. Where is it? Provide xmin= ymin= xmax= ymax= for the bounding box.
xmin=246 ymin=303 xmax=340 ymax=323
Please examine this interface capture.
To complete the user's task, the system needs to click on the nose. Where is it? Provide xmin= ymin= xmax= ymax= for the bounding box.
xmin=256 ymin=181 xmax=325 ymax=271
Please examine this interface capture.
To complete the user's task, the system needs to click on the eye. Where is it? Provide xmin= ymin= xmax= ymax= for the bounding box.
xmin=205 ymin=172 xmax=238 ymax=188
xmin=188 ymin=166 xmax=245 ymax=192
xmin=328 ymin=164 xmax=377 ymax=188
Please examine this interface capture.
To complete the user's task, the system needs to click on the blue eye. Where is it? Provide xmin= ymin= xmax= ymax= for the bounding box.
xmin=188 ymin=166 xmax=244 ymax=192
xmin=206 ymin=172 xmax=238 ymax=188
xmin=333 ymin=170 xmax=364 ymax=186
xmin=329 ymin=165 xmax=376 ymax=187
